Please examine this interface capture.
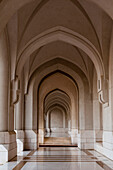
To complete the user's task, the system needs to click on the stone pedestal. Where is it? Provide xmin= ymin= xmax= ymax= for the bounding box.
xmin=95 ymin=131 xmax=113 ymax=160
xmin=24 ymin=130 xmax=38 ymax=150
xmin=103 ymin=131 xmax=113 ymax=150
xmin=70 ymin=129 xmax=78 ymax=144
xmin=38 ymin=129 xmax=44 ymax=144
xmin=78 ymin=130 xmax=95 ymax=149
xmin=15 ymin=130 xmax=24 ymax=154
xmin=95 ymin=130 xmax=103 ymax=142
xmin=0 ymin=131 xmax=17 ymax=164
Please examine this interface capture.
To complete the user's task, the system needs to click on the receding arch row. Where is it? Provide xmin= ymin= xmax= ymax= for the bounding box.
xmin=38 ymin=72 xmax=78 ymax=143
xmin=27 ymin=57 xmax=89 ymax=93
xmin=44 ymin=88 xmax=71 ymax=102
xmin=25 ymin=58 xmax=92 ymax=132
xmin=45 ymin=104 xmax=70 ymax=134
xmin=44 ymin=89 xmax=71 ymax=134
xmin=45 ymin=99 xmax=70 ymax=117
xmin=28 ymin=53 xmax=90 ymax=89
xmin=44 ymin=89 xmax=71 ymax=116
xmin=38 ymin=71 xmax=78 ymax=123
xmin=28 ymin=44 xmax=89 ymax=79
xmin=16 ymin=26 xmax=105 ymax=82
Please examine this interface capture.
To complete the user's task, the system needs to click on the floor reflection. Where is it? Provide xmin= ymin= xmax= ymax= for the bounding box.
xmin=0 ymin=147 xmax=113 ymax=170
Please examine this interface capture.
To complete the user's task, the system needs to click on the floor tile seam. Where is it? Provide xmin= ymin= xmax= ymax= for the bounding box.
xmin=23 ymin=159 xmax=97 ymax=162
xmin=96 ymin=161 xmax=113 ymax=170
xmin=88 ymin=150 xmax=113 ymax=170
xmin=12 ymin=150 xmax=36 ymax=169
xmin=19 ymin=160 xmax=98 ymax=162
xmin=28 ymin=156 xmax=92 ymax=158
xmin=11 ymin=147 xmax=113 ymax=170
xmin=81 ymin=149 xmax=113 ymax=169
xmin=24 ymin=158 xmax=95 ymax=159
xmin=28 ymin=155 xmax=91 ymax=156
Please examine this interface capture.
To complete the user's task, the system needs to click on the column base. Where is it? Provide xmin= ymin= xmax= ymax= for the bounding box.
xmin=94 ymin=131 xmax=113 ymax=160
xmin=0 ymin=131 xmax=17 ymax=164
xmin=24 ymin=130 xmax=38 ymax=150
xmin=15 ymin=130 xmax=24 ymax=154
xmin=38 ymin=129 xmax=44 ymax=144
xmin=103 ymin=131 xmax=113 ymax=150
xmin=95 ymin=130 xmax=103 ymax=142
xmin=70 ymin=129 xmax=78 ymax=144
xmin=46 ymin=128 xmax=50 ymax=133
xmin=78 ymin=130 xmax=95 ymax=149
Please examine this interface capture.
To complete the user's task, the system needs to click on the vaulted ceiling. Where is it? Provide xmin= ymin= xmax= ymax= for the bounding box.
xmin=1 ymin=0 xmax=112 ymax=103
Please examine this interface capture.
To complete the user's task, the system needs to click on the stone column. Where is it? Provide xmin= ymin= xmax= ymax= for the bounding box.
xmin=68 ymin=120 xmax=71 ymax=133
xmin=0 ymin=31 xmax=17 ymax=164
xmin=24 ymin=90 xmax=38 ymax=150
xmin=15 ymin=71 xmax=24 ymax=153
xmin=71 ymin=105 xmax=78 ymax=144
xmin=0 ymin=33 xmax=8 ymax=132
xmin=15 ymin=93 xmax=22 ymax=130
xmin=63 ymin=111 xmax=65 ymax=129
xmin=46 ymin=111 xmax=50 ymax=133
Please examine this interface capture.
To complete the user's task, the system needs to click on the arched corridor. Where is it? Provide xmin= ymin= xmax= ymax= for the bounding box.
xmin=0 ymin=0 xmax=113 ymax=169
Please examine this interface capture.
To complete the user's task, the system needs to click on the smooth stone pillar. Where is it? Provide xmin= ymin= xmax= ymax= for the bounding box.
xmin=70 ymin=129 xmax=78 ymax=144
xmin=15 ymin=130 xmax=24 ymax=153
xmin=46 ymin=111 xmax=50 ymax=133
xmin=15 ymin=71 xmax=24 ymax=152
xmin=15 ymin=71 xmax=24 ymax=130
xmin=0 ymin=31 xmax=8 ymax=132
xmin=78 ymin=130 xmax=95 ymax=149
xmin=0 ymin=31 xmax=17 ymax=164
xmin=15 ymin=95 xmax=22 ymax=130
xmin=24 ymin=130 xmax=38 ymax=150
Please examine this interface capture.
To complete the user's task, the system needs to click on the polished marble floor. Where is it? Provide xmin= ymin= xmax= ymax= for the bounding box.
xmin=0 ymin=147 xmax=113 ymax=170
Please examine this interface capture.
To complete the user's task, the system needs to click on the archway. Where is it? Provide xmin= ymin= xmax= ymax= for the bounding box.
xmin=44 ymin=89 xmax=71 ymax=138
xmin=38 ymin=72 xmax=78 ymax=145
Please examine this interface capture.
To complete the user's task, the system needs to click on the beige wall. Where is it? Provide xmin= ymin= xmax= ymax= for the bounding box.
xmin=50 ymin=108 xmax=63 ymax=128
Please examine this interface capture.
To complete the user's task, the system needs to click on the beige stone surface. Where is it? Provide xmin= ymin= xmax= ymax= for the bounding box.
xmin=0 ymin=0 xmax=113 ymax=164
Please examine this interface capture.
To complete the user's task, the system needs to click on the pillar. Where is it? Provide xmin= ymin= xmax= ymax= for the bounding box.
xmin=46 ymin=111 xmax=50 ymax=133
xmin=68 ymin=120 xmax=71 ymax=133
xmin=0 ymin=30 xmax=17 ymax=164
xmin=15 ymin=71 xmax=24 ymax=153
xmin=71 ymin=104 xmax=78 ymax=144
xmin=24 ymin=82 xmax=38 ymax=150
xmin=63 ymin=111 xmax=65 ymax=129
xmin=0 ymin=33 xmax=8 ymax=132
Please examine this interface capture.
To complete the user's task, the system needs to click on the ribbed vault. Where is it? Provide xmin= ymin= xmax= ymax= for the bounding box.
xmin=0 ymin=0 xmax=113 ymax=163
